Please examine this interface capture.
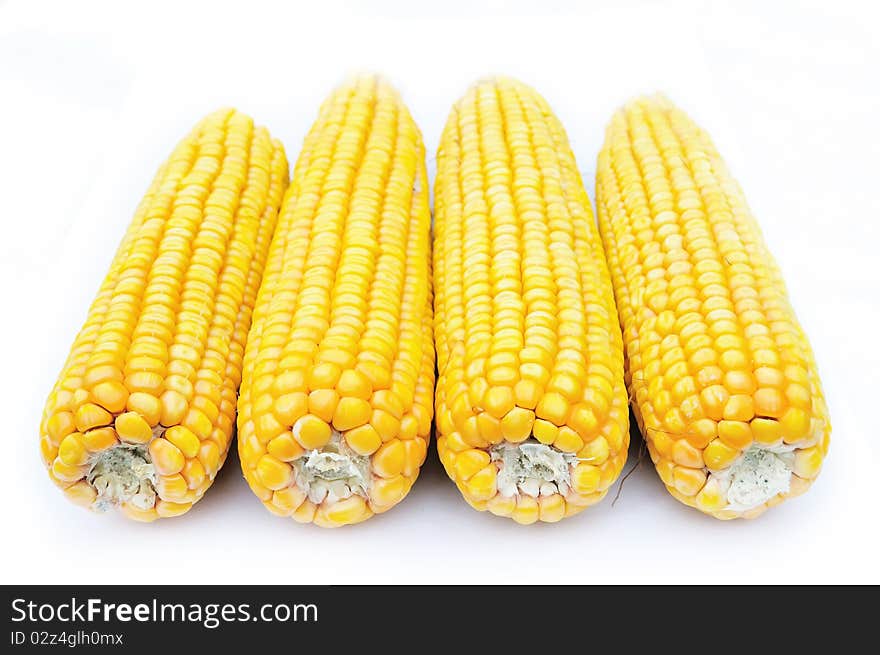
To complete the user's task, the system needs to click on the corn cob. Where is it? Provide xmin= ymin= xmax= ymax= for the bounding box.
xmin=595 ymin=95 xmax=830 ymax=519
xmin=433 ymin=77 xmax=629 ymax=524
xmin=237 ymin=76 xmax=434 ymax=527
xmin=39 ymin=109 xmax=289 ymax=521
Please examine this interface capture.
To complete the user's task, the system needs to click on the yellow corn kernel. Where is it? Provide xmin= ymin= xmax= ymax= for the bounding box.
xmin=372 ymin=440 xmax=406 ymax=478
xmin=52 ymin=458 xmax=85 ymax=482
xmin=536 ymin=392 xmax=570 ymax=426
xmin=514 ymin=380 xmax=542 ymax=410
xmin=291 ymin=415 xmax=332 ymax=450
xmin=155 ymin=474 xmax=188 ymax=502
xmin=671 ymin=438 xmax=703 ymax=468
xmin=291 ymin=501 xmax=317 ymax=524
xmin=71 ymin=389 xmax=89 ymax=410
xmin=460 ymin=416 xmax=488 ymax=448
xmin=309 ymin=363 xmax=341 ymax=391
xmin=751 ymin=417 xmax=782 ymax=445
xmin=511 ymin=496 xmax=540 ymax=525
xmin=370 ymin=475 xmax=410 ymax=508
xmin=46 ymin=412 xmax=76 ymax=445
xmin=63 ymin=481 xmax=98 ymax=509
xmin=786 ymin=383 xmax=812 ymax=410
xmin=483 ymin=387 xmax=515 ymax=420
xmin=80 ymin=427 xmax=118 ymax=452
xmin=794 ymin=446 xmax=823 ymax=479
xmin=245 ymin=472 xmax=272 ymax=502
xmin=753 ymin=388 xmax=785 ymax=418
xmin=304 ymin=386 xmax=339 ymax=423
xmin=500 ymin=407 xmax=535 ymax=442
xmin=163 ymin=425 xmax=200 ymax=459
xmin=74 ymin=403 xmax=112 ymax=432
xmin=159 ymin=390 xmax=188 ymax=427
xmin=571 ymin=463 xmax=601 ymax=495
xmin=467 ymin=377 xmax=489 ymax=409
xmin=702 ymin=438 xmax=741 ymax=471
xmin=403 ymin=438 xmax=427 ymax=476
xmin=114 ymin=412 xmax=152 ymax=444
xmin=723 ymin=395 xmax=755 ymax=422
xmin=464 ymin=464 xmax=497 ymax=501
xmin=650 ymin=429 xmax=674 ymax=458
xmin=272 ymin=487 xmax=306 ymax=513
xmin=83 ymin=365 xmax=123 ymax=388
xmin=256 ymin=455 xmax=293 ymax=490
xmin=236 ymin=76 xmax=434 ymax=526
xmin=181 ymin=459 xmax=206 ymax=489
xmin=780 ymin=407 xmax=812 ymax=443
xmin=120 ymin=503 xmax=159 ymax=523
xmin=655 ymin=458 xmax=675 ymax=486
xmin=700 ymin=386 xmax=729 ymax=422
xmin=184 ymin=407 xmax=213 ymax=441
xmin=267 ymin=432 xmax=305 ymax=462
xmin=149 ymin=438 xmax=185 ymax=476
xmin=604 ymin=421 xmax=626 ymax=453
xmin=345 ymin=424 xmax=382 ymax=456
xmin=333 ymin=397 xmax=372 ymax=432
xmin=685 ymin=418 xmax=717 ymax=449
xmin=555 ymin=426 xmax=586 ymax=455
xmin=40 ymin=435 xmax=58 ymax=465
xmin=475 ymin=412 xmax=501 ymax=444
xmin=92 ymin=380 xmax=128 ymax=414
xmin=399 ymin=415 xmax=420 ymax=441
xmin=274 ymin=392 xmax=309 ymax=427
xmin=600 ymin=452 xmax=627 ymax=491
xmin=125 ymin=392 xmax=162 ymax=427
xmin=198 ymin=441 xmax=221 ymax=477
xmin=453 ymin=449 xmax=491 ymax=481
xmin=254 ymin=411 xmax=285 ymax=444
xmin=58 ymin=433 xmax=89 ymax=467
xmin=724 ymin=370 xmax=757 ymax=395
xmin=371 ymin=409 xmax=401 ymax=442
xmin=596 ymin=94 xmax=830 ymax=519
xmin=532 ymin=419 xmax=558 ymax=445
xmin=126 ymin=372 xmax=163 ymax=396
xmin=538 ymin=495 xmax=566 ymax=523
xmin=695 ymin=478 xmax=727 ymax=513
xmin=672 ymin=466 xmax=707 ymax=497
xmin=336 ymin=370 xmax=372 ymax=400
xmin=717 ymin=420 xmax=754 ymax=450
xmin=318 ymin=496 xmax=371 ymax=527
xmin=569 ymin=406 xmax=600 ymax=439
xmin=486 ymin=494 xmax=516 ymax=518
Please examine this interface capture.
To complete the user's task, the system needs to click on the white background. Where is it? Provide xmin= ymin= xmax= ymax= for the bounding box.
xmin=2 ymin=0 xmax=878 ymax=584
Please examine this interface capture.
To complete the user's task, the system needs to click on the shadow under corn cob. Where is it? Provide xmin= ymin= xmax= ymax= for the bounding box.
xmin=595 ymin=95 xmax=830 ymax=519
xmin=237 ymin=75 xmax=435 ymax=527
xmin=39 ymin=109 xmax=289 ymax=521
xmin=433 ymin=77 xmax=629 ymax=524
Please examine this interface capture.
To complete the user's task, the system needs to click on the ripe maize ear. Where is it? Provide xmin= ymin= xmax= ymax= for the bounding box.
xmin=39 ymin=109 xmax=289 ymax=521
xmin=433 ymin=77 xmax=629 ymax=524
xmin=595 ymin=95 xmax=830 ymax=519
xmin=237 ymin=75 xmax=435 ymax=527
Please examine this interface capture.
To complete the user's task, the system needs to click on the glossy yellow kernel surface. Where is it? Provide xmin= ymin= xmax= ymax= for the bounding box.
xmin=237 ymin=75 xmax=434 ymax=527
xmin=595 ymin=95 xmax=830 ymax=518
xmin=39 ymin=109 xmax=288 ymax=518
xmin=433 ymin=77 xmax=629 ymax=522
